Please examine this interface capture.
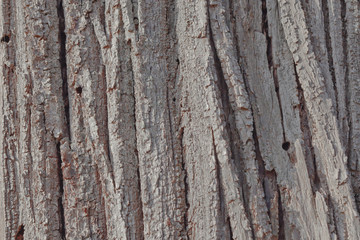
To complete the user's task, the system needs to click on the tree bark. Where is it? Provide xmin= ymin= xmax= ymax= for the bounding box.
xmin=0 ymin=0 xmax=359 ymax=239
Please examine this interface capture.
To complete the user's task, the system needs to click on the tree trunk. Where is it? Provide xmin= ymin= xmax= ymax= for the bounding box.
xmin=0 ymin=0 xmax=359 ymax=239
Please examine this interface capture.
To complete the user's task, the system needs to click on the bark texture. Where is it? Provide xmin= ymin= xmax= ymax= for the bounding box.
xmin=0 ymin=0 xmax=359 ymax=239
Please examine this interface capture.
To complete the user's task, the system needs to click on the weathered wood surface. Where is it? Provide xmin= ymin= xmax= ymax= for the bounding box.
xmin=0 ymin=0 xmax=359 ymax=239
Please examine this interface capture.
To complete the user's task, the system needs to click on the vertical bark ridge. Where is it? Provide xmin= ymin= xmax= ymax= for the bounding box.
xmin=325 ymin=0 xmax=349 ymax=157
xmin=61 ymin=1 xmax=109 ymax=238
xmin=293 ymin=61 xmax=321 ymax=191
xmin=14 ymin=0 xmax=70 ymax=238
xmin=254 ymin=125 xmax=280 ymax=238
xmin=121 ymin=0 xmax=187 ymax=238
xmin=0 ymin=0 xmax=20 ymax=238
xmin=166 ymin=1 xmax=189 ymax=238
xmin=262 ymin=0 xmax=286 ymax=143
xmin=210 ymin=128 xmax=232 ymax=239
xmin=343 ymin=0 xmax=360 ymax=213
xmin=207 ymin=5 xmax=254 ymax=238
xmin=14 ymin=0 xmax=37 ymax=236
xmin=266 ymin=0 xmax=323 ymax=198
xmin=208 ymin=1 xmax=273 ymax=238
xmin=298 ymin=0 xmax=337 ymax=112
xmin=321 ymin=0 xmax=338 ymax=117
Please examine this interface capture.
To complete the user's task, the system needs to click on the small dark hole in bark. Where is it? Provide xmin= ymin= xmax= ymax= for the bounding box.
xmin=1 ymin=35 xmax=10 ymax=43
xmin=172 ymin=97 xmax=176 ymax=102
xmin=176 ymin=59 xmax=179 ymax=64
xmin=282 ymin=142 xmax=290 ymax=151
xmin=15 ymin=224 xmax=24 ymax=240
xmin=76 ymin=87 xmax=82 ymax=95
xmin=134 ymin=17 xmax=139 ymax=30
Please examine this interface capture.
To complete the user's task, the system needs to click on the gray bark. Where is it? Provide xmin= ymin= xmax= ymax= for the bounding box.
xmin=0 ymin=0 xmax=359 ymax=239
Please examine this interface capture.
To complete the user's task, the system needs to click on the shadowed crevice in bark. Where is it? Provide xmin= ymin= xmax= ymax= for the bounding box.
xmin=2 ymin=1 xmax=20 ymax=237
xmin=277 ymin=188 xmax=285 ymax=239
xmin=293 ymin=61 xmax=321 ymax=192
xmin=228 ymin=0 xmax=241 ymax=63
xmin=14 ymin=225 xmax=24 ymax=240
xmin=340 ymin=0 xmax=350 ymax=160
xmin=101 ymin=66 xmax=116 ymax=190
xmin=253 ymin=122 xmax=280 ymax=238
xmin=178 ymin=127 xmax=189 ymax=238
xmin=56 ymin=142 xmax=66 ymax=240
xmin=166 ymin=1 xmax=189 ymax=236
xmin=57 ymin=0 xmax=70 ymax=140
xmin=128 ymin=44 xmax=145 ymax=235
xmin=262 ymin=0 xmax=272 ymax=70
xmin=321 ymin=0 xmax=338 ymax=117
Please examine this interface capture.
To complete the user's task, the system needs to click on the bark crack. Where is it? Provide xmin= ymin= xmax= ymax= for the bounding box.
xmin=321 ymin=0 xmax=338 ymax=117
xmin=262 ymin=0 xmax=287 ymax=144
xmin=128 ymin=44 xmax=145 ymax=235
xmin=56 ymin=142 xmax=66 ymax=240
xmin=56 ymin=3 xmax=68 ymax=238
xmin=179 ymin=127 xmax=189 ymax=239
xmin=340 ymin=1 xmax=350 ymax=163
xmin=57 ymin=0 xmax=70 ymax=140
xmin=293 ymin=61 xmax=320 ymax=192
xmin=277 ymin=188 xmax=285 ymax=239
xmin=211 ymin=128 xmax=231 ymax=239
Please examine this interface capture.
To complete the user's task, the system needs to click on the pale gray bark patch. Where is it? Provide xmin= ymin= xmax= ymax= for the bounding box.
xmin=1 ymin=0 xmax=359 ymax=239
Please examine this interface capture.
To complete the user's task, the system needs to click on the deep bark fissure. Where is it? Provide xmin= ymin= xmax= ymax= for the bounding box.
xmin=293 ymin=61 xmax=320 ymax=192
xmin=128 ymin=48 xmax=145 ymax=234
xmin=227 ymin=217 xmax=234 ymax=240
xmin=56 ymin=142 xmax=66 ymax=240
xmin=321 ymin=0 xmax=338 ymax=117
xmin=228 ymin=0 xmax=241 ymax=63
xmin=340 ymin=1 xmax=351 ymax=164
xmin=207 ymin=4 xmax=255 ymax=238
xmin=179 ymin=127 xmax=189 ymax=239
xmin=211 ymin=128 xmax=231 ymax=239
xmin=262 ymin=0 xmax=287 ymax=144
xmin=262 ymin=0 xmax=273 ymax=70
xmin=277 ymin=188 xmax=285 ymax=239
xmin=57 ymin=0 xmax=70 ymax=140
xmin=14 ymin=224 xmax=24 ymax=240
xmin=102 ymin=68 xmax=116 ymax=190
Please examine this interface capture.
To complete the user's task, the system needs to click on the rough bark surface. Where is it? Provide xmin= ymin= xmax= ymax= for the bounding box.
xmin=0 ymin=0 xmax=359 ymax=239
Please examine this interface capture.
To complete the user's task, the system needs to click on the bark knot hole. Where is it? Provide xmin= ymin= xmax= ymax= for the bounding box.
xmin=282 ymin=142 xmax=290 ymax=151
xmin=76 ymin=86 xmax=82 ymax=95
xmin=1 ymin=35 xmax=10 ymax=43
xmin=15 ymin=224 xmax=24 ymax=240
